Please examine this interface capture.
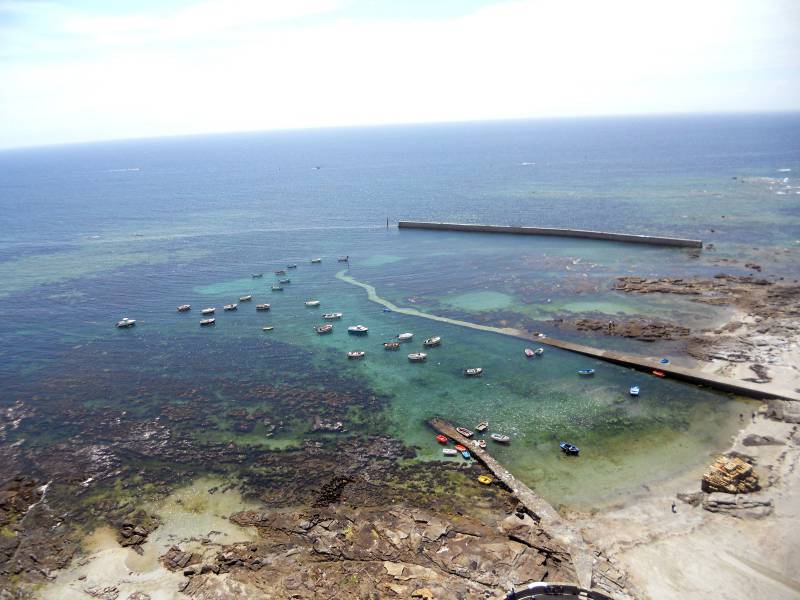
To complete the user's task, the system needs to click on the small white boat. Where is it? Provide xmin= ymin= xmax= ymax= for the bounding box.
xmin=348 ymin=325 xmax=369 ymax=335
xmin=271 ymin=285 xmax=283 ymax=291
xmin=524 ymin=348 xmax=535 ymax=358
xmin=408 ymin=352 xmax=427 ymax=362
xmin=116 ymin=317 xmax=136 ymax=328
xmin=262 ymin=326 xmax=274 ymax=331
xmin=311 ymin=258 xmax=322 ymax=264
xmin=475 ymin=421 xmax=489 ymax=432
xmin=322 ymin=312 xmax=343 ymax=320
xmin=287 ymin=264 xmax=297 ymax=269
xmin=474 ymin=439 xmax=487 ymax=449
xmin=464 ymin=367 xmax=483 ymax=377
xmin=423 ymin=336 xmax=441 ymax=348
xmin=223 ymin=304 xmax=238 ymax=311
xmin=305 ymin=300 xmax=321 ymax=307
xmin=256 ymin=304 xmax=270 ymax=311
xmin=347 ymin=351 xmax=365 ymax=359
xmin=491 ymin=433 xmax=511 ymax=444
xmin=629 ymin=386 xmax=640 ymax=396
xmin=201 ymin=307 xmax=215 ymax=315
xmin=534 ymin=348 xmax=544 ymax=356
xmin=239 ymin=295 xmax=252 ymax=302
xmin=442 ymin=448 xmax=458 ymax=456
xmin=315 ymin=324 xmax=333 ymax=334
xmin=200 ymin=318 xmax=215 ymax=326
xmin=177 ymin=304 xmax=191 ymax=312
xmin=398 ymin=332 xmax=414 ymax=342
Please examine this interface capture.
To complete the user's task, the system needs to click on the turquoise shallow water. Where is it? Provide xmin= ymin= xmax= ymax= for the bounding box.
xmin=1 ymin=115 xmax=795 ymax=509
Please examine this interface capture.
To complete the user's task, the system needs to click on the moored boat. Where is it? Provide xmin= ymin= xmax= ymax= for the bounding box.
xmin=461 ymin=450 xmax=471 ymax=459
xmin=116 ymin=317 xmax=136 ymax=328
xmin=560 ymin=442 xmax=580 ymax=455
xmin=534 ymin=347 xmax=544 ymax=356
xmin=239 ymin=295 xmax=252 ymax=302
xmin=652 ymin=370 xmax=666 ymax=378
xmin=347 ymin=351 xmax=365 ymax=359
xmin=278 ymin=279 xmax=291 ymax=284
xmin=201 ymin=307 xmax=215 ymax=315
xmin=629 ymin=385 xmax=640 ymax=396
xmin=200 ymin=318 xmax=215 ymax=326
xmin=442 ymin=448 xmax=458 ymax=456
xmin=287 ymin=264 xmax=297 ymax=269
xmin=251 ymin=273 xmax=263 ymax=278
xmin=256 ymin=303 xmax=271 ymax=311
xmin=382 ymin=307 xmax=392 ymax=313
xmin=464 ymin=367 xmax=483 ymax=377
xmin=315 ymin=324 xmax=333 ymax=334
xmin=577 ymin=368 xmax=595 ymax=376
xmin=347 ymin=325 xmax=368 ymax=335
xmin=423 ymin=336 xmax=441 ymax=348
xmin=524 ymin=348 xmax=535 ymax=358
xmin=223 ymin=304 xmax=237 ymax=311
xmin=474 ymin=439 xmax=487 ymax=449
xmin=475 ymin=421 xmax=489 ymax=432
xmin=477 ymin=475 xmax=493 ymax=485
xmin=491 ymin=433 xmax=511 ymax=444
xmin=271 ymin=285 xmax=283 ymax=291
xmin=274 ymin=269 xmax=286 ymax=275
xmin=383 ymin=341 xmax=401 ymax=350
xmin=322 ymin=312 xmax=343 ymax=320
xmin=177 ymin=304 xmax=191 ymax=312
xmin=454 ymin=444 xmax=467 ymax=452
xmin=435 ymin=434 xmax=448 ymax=444
xmin=407 ymin=352 xmax=427 ymax=362
xmin=262 ymin=326 xmax=274 ymax=331
xmin=311 ymin=258 xmax=322 ymax=264
xmin=338 ymin=255 xmax=349 ymax=262
xmin=455 ymin=427 xmax=474 ymax=438
xmin=305 ymin=300 xmax=321 ymax=307
xmin=397 ymin=332 xmax=413 ymax=342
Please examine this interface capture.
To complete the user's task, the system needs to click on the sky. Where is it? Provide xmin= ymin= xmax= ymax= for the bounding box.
xmin=0 ymin=0 xmax=798 ymax=149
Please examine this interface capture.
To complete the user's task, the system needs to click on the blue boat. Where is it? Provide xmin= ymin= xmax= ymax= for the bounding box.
xmin=461 ymin=450 xmax=471 ymax=459
xmin=577 ymin=369 xmax=595 ymax=376
xmin=659 ymin=358 xmax=670 ymax=364
xmin=560 ymin=442 xmax=580 ymax=455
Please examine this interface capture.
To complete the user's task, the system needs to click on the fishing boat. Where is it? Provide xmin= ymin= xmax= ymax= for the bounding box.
xmin=464 ymin=367 xmax=483 ymax=377
xmin=455 ymin=427 xmax=474 ymax=438
xmin=251 ymin=273 xmax=263 ymax=278
xmin=474 ymin=439 xmax=487 ymax=449
xmin=200 ymin=318 xmax=216 ymax=326
xmin=278 ymin=278 xmax=291 ymax=284
xmin=116 ymin=317 xmax=136 ymax=328
xmin=435 ymin=434 xmax=448 ymax=444
xmin=652 ymin=370 xmax=666 ymax=378
xmin=477 ymin=475 xmax=493 ymax=485
xmin=338 ymin=256 xmax=349 ymax=262
xmin=442 ymin=448 xmax=458 ymax=456
xmin=454 ymin=444 xmax=467 ymax=452
xmin=347 ymin=325 xmax=368 ymax=335
xmin=223 ymin=304 xmax=238 ymax=311
xmin=577 ymin=369 xmax=595 ymax=376
xmin=383 ymin=341 xmax=401 ymax=350
xmin=397 ymin=332 xmax=413 ymax=342
xmin=461 ymin=450 xmax=471 ymax=459
xmin=256 ymin=304 xmax=271 ymax=311
xmin=271 ymin=285 xmax=283 ymax=291
xmin=407 ymin=352 xmax=427 ymax=362
xmin=347 ymin=351 xmax=365 ymax=360
xmin=201 ymin=307 xmax=215 ymax=315
xmin=262 ymin=326 xmax=274 ymax=331
xmin=423 ymin=336 xmax=441 ymax=348
xmin=239 ymin=295 xmax=252 ymax=302
xmin=629 ymin=385 xmax=640 ymax=396
xmin=305 ymin=300 xmax=321 ymax=307
xmin=475 ymin=421 xmax=489 ymax=432
xmin=177 ymin=304 xmax=191 ymax=312
xmin=323 ymin=312 xmax=343 ymax=320
xmin=491 ymin=433 xmax=511 ymax=444
xmin=534 ymin=348 xmax=544 ymax=356
xmin=274 ymin=269 xmax=286 ymax=275
xmin=315 ymin=324 xmax=333 ymax=334
xmin=560 ymin=442 xmax=580 ymax=455
xmin=310 ymin=258 xmax=322 ymax=264
xmin=287 ymin=264 xmax=297 ymax=269
xmin=524 ymin=348 xmax=535 ymax=358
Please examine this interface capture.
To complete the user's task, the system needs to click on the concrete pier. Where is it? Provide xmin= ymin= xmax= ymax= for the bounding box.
xmin=428 ymin=417 xmax=595 ymax=589
xmin=398 ymin=221 xmax=703 ymax=248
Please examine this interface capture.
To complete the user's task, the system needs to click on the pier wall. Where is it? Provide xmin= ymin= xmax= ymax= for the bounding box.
xmin=398 ymin=221 xmax=703 ymax=248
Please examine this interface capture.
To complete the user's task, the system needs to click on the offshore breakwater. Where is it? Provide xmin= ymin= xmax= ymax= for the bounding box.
xmin=397 ymin=221 xmax=704 ymax=248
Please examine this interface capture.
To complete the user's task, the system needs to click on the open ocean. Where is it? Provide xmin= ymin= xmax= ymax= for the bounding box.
xmin=1 ymin=113 xmax=799 ymax=508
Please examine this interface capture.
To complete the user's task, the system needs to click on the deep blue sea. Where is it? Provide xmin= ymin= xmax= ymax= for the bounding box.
xmin=1 ymin=113 xmax=798 ymax=508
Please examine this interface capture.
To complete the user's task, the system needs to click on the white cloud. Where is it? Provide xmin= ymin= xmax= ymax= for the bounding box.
xmin=0 ymin=0 xmax=798 ymax=148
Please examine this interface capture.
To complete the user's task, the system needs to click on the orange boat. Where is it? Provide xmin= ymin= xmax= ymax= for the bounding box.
xmin=652 ymin=370 xmax=666 ymax=378
xmin=454 ymin=444 xmax=467 ymax=453
xmin=435 ymin=434 xmax=448 ymax=444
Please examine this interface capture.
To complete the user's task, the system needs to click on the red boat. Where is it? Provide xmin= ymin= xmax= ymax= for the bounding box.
xmin=454 ymin=444 xmax=467 ymax=453
xmin=435 ymin=434 xmax=448 ymax=444
xmin=652 ymin=370 xmax=666 ymax=378
xmin=524 ymin=348 xmax=535 ymax=358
